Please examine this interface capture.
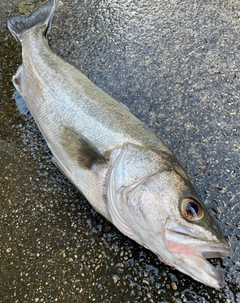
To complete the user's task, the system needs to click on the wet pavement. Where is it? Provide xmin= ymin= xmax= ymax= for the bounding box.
xmin=0 ymin=0 xmax=239 ymax=302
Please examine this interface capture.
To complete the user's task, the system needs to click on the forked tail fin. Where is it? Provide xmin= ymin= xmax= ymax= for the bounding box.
xmin=7 ymin=0 xmax=55 ymax=44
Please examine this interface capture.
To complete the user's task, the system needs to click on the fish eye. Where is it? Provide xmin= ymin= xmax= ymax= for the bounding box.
xmin=181 ymin=198 xmax=204 ymax=220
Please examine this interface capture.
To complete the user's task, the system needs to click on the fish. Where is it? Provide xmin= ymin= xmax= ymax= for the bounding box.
xmin=7 ymin=0 xmax=230 ymax=289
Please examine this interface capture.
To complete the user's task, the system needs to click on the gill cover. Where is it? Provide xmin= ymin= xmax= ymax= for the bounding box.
xmin=106 ymin=143 xmax=172 ymax=245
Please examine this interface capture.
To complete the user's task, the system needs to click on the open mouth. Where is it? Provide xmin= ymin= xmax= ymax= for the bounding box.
xmin=201 ymin=247 xmax=230 ymax=259
xmin=163 ymin=220 xmax=231 ymax=288
xmin=165 ymin=222 xmax=230 ymax=257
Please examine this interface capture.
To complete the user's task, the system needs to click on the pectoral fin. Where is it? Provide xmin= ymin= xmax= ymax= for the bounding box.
xmin=61 ymin=127 xmax=107 ymax=169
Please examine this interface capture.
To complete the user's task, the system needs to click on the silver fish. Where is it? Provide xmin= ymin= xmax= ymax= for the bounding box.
xmin=7 ymin=0 xmax=230 ymax=288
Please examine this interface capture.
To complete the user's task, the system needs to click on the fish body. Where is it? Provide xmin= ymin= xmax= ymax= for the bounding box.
xmin=7 ymin=0 xmax=230 ymax=288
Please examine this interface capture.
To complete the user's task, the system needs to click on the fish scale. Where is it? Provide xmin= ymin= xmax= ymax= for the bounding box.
xmin=7 ymin=0 xmax=230 ymax=289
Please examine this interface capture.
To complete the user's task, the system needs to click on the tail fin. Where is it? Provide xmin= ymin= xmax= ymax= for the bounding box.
xmin=7 ymin=0 xmax=56 ymax=44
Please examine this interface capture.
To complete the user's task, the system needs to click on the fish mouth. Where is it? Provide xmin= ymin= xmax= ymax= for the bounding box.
xmin=164 ymin=219 xmax=231 ymax=288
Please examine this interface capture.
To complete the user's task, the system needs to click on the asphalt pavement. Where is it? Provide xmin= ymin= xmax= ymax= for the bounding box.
xmin=0 ymin=0 xmax=239 ymax=302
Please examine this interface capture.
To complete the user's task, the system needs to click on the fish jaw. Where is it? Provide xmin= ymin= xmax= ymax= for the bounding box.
xmin=164 ymin=219 xmax=231 ymax=289
xmin=107 ymin=145 xmax=230 ymax=288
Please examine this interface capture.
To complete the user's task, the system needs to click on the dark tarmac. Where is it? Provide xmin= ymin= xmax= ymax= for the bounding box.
xmin=0 ymin=0 xmax=239 ymax=302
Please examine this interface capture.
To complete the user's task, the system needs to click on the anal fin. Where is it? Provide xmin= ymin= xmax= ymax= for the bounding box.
xmin=61 ymin=127 xmax=107 ymax=170
xmin=12 ymin=89 xmax=29 ymax=115
xmin=13 ymin=65 xmax=23 ymax=91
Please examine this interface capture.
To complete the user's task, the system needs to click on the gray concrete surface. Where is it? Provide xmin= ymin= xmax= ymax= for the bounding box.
xmin=0 ymin=0 xmax=239 ymax=302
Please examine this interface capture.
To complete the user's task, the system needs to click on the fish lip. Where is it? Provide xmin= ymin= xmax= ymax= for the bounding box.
xmin=164 ymin=219 xmax=231 ymax=288
xmin=165 ymin=219 xmax=231 ymax=257
xmin=177 ymin=253 xmax=225 ymax=289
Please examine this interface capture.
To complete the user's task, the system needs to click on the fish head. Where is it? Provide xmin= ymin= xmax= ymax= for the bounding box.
xmin=107 ymin=144 xmax=231 ymax=288
xmin=161 ymin=183 xmax=231 ymax=289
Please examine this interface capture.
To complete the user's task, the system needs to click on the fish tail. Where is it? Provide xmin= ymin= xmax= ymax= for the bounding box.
xmin=7 ymin=0 xmax=56 ymax=44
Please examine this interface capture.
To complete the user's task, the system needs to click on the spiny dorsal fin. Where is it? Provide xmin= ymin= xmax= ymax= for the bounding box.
xmin=61 ymin=127 xmax=107 ymax=169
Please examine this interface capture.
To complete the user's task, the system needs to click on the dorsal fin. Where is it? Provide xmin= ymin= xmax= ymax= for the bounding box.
xmin=61 ymin=127 xmax=107 ymax=169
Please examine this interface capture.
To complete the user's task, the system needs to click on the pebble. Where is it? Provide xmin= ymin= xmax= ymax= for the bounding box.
xmin=112 ymin=275 xmax=120 ymax=283
xmin=171 ymin=282 xmax=177 ymax=290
